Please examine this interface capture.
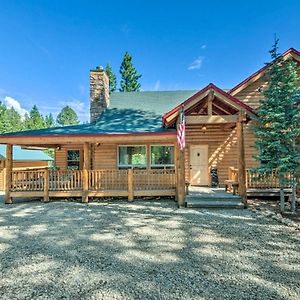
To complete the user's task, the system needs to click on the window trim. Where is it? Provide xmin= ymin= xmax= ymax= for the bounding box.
xmin=150 ymin=144 xmax=175 ymax=168
xmin=117 ymin=145 xmax=148 ymax=169
xmin=67 ymin=149 xmax=81 ymax=170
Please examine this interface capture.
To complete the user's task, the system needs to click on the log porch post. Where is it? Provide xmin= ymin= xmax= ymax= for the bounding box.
xmin=237 ymin=111 xmax=247 ymax=206
xmin=5 ymin=144 xmax=12 ymax=204
xmin=43 ymin=168 xmax=49 ymax=202
xmin=176 ymin=143 xmax=186 ymax=208
xmin=82 ymin=142 xmax=90 ymax=203
xmin=127 ymin=168 xmax=134 ymax=201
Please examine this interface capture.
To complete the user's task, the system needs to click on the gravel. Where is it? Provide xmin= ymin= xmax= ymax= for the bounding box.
xmin=0 ymin=196 xmax=299 ymax=300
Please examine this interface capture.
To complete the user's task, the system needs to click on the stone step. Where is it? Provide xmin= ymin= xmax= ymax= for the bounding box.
xmin=186 ymin=198 xmax=244 ymax=209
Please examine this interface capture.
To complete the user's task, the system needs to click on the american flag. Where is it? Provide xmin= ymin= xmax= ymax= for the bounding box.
xmin=177 ymin=107 xmax=185 ymax=150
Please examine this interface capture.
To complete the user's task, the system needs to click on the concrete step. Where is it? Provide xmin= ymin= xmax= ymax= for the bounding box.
xmin=186 ymin=198 xmax=244 ymax=209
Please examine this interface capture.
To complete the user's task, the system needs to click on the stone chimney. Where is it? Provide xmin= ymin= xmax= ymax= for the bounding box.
xmin=90 ymin=66 xmax=110 ymax=123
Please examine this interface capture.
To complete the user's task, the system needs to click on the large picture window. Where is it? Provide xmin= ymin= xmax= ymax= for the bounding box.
xmin=67 ymin=150 xmax=81 ymax=170
xmin=118 ymin=146 xmax=147 ymax=168
xmin=151 ymin=145 xmax=174 ymax=169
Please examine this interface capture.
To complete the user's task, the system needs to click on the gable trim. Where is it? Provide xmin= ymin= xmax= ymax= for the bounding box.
xmin=162 ymin=83 xmax=255 ymax=127
xmin=229 ymin=48 xmax=300 ymax=96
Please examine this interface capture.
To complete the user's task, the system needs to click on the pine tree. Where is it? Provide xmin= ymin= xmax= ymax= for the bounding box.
xmin=105 ymin=64 xmax=117 ymax=93
xmin=0 ymin=102 xmax=8 ymax=133
xmin=252 ymin=39 xmax=300 ymax=212
xmin=24 ymin=105 xmax=45 ymax=130
xmin=119 ymin=52 xmax=142 ymax=92
xmin=45 ymin=113 xmax=55 ymax=127
xmin=56 ymin=106 xmax=80 ymax=126
xmin=5 ymin=107 xmax=23 ymax=132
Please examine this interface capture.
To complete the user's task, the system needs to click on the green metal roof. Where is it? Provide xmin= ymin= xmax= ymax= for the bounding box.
xmin=0 ymin=145 xmax=53 ymax=160
xmin=0 ymin=90 xmax=198 ymax=137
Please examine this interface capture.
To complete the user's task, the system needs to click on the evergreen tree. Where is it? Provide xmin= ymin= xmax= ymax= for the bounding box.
xmin=56 ymin=106 xmax=80 ymax=126
xmin=105 ymin=64 xmax=117 ymax=93
xmin=0 ymin=102 xmax=8 ymax=133
xmin=252 ymin=39 xmax=300 ymax=212
xmin=119 ymin=52 xmax=142 ymax=92
xmin=24 ymin=105 xmax=45 ymax=130
xmin=5 ymin=107 xmax=23 ymax=132
xmin=45 ymin=113 xmax=55 ymax=127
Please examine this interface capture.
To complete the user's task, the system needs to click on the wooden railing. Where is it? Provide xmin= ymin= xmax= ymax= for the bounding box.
xmin=133 ymin=169 xmax=176 ymax=190
xmin=11 ymin=169 xmax=46 ymax=192
xmin=228 ymin=167 xmax=296 ymax=189
xmin=9 ymin=168 xmax=176 ymax=200
xmin=89 ymin=170 xmax=128 ymax=190
xmin=49 ymin=170 xmax=83 ymax=191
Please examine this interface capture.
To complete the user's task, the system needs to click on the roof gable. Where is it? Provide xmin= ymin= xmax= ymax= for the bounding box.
xmin=229 ymin=48 xmax=300 ymax=96
xmin=162 ymin=83 xmax=255 ymax=127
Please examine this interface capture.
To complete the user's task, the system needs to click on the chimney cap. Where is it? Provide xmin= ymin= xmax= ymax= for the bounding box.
xmin=96 ymin=66 xmax=104 ymax=71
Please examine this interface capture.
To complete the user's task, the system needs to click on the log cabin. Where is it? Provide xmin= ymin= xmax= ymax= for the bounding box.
xmin=0 ymin=145 xmax=52 ymax=191
xmin=0 ymin=48 xmax=299 ymax=205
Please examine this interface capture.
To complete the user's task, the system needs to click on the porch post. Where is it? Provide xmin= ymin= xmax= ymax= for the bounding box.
xmin=82 ymin=142 xmax=90 ymax=203
xmin=177 ymin=146 xmax=186 ymax=208
xmin=5 ymin=144 xmax=12 ymax=204
xmin=237 ymin=111 xmax=247 ymax=206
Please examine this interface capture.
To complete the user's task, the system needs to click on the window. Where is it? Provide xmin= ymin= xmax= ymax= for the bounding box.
xmin=67 ymin=150 xmax=81 ymax=170
xmin=151 ymin=145 xmax=174 ymax=168
xmin=118 ymin=146 xmax=147 ymax=168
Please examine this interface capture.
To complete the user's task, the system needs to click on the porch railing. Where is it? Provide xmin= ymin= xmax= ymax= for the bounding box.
xmin=9 ymin=168 xmax=176 ymax=200
xmin=228 ymin=167 xmax=298 ymax=189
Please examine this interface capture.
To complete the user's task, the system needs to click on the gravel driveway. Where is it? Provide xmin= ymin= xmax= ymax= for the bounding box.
xmin=0 ymin=197 xmax=299 ymax=300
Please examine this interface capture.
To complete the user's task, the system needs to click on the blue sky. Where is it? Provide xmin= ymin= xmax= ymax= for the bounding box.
xmin=0 ymin=0 xmax=299 ymax=121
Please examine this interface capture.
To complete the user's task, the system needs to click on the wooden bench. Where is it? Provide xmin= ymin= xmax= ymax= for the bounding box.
xmin=225 ymin=180 xmax=239 ymax=195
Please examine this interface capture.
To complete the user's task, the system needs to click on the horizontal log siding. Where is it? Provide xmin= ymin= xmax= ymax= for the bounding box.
xmin=233 ymin=77 xmax=267 ymax=109
xmin=93 ymin=144 xmax=117 ymax=169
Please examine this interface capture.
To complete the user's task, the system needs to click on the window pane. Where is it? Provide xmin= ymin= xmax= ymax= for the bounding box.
xmin=151 ymin=146 xmax=174 ymax=166
xmin=67 ymin=150 xmax=80 ymax=161
xmin=67 ymin=150 xmax=80 ymax=170
xmin=67 ymin=161 xmax=80 ymax=170
xmin=119 ymin=146 xmax=146 ymax=166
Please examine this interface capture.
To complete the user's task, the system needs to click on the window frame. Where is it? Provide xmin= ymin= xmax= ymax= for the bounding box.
xmin=150 ymin=144 xmax=175 ymax=169
xmin=117 ymin=145 xmax=148 ymax=169
xmin=66 ymin=149 xmax=81 ymax=170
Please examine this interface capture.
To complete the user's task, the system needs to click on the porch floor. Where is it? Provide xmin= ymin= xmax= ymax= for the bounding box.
xmin=186 ymin=187 xmax=244 ymax=208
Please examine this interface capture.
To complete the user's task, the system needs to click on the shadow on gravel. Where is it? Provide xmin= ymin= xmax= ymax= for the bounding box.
xmin=0 ymin=198 xmax=299 ymax=299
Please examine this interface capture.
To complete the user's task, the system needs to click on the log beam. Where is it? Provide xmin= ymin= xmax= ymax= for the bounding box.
xmin=5 ymin=144 xmax=12 ymax=204
xmin=237 ymin=111 xmax=247 ymax=206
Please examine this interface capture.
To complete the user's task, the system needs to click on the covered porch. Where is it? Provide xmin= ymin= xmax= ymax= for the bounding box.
xmin=2 ymin=131 xmax=180 ymax=204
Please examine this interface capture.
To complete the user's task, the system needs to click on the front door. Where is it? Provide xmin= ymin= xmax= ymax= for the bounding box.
xmin=190 ymin=145 xmax=209 ymax=186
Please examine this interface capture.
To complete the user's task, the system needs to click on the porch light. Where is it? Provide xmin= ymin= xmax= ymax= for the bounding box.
xmin=56 ymin=146 xmax=61 ymax=151
xmin=202 ymin=125 xmax=207 ymax=133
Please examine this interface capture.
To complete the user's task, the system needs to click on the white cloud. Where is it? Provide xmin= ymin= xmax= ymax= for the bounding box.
xmin=201 ymin=44 xmax=207 ymax=49
xmin=188 ymin=56 xmax=204 ymax=70
xmin=59 ymin=98 xmax=89 ymax=121
xmin=154 ymin=80 xmax=160 ymax=91
xmin=3 ymin=96 xmax=28 ymax=116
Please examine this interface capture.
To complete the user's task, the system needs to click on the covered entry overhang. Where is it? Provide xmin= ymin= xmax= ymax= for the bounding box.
xmin=162 ymin=83 xmax=256 ymax=206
